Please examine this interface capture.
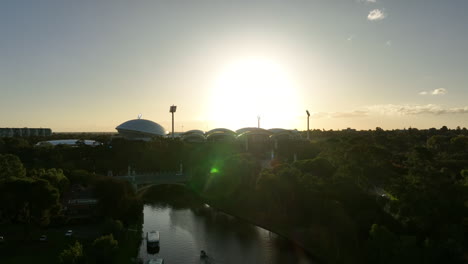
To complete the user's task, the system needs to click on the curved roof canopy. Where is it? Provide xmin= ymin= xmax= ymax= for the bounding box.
xmin=237 ymin=127 xmax=272 ymax=135
xmin=237 ymin=128 xmax=272 ymax=140
xmin=207 ymin=132 xmax=236 ymax=142
xmin=182 ymin=133 xmax=206 ymax=143
xmin=183 ymin=129 xmax=205 ymax=136
xmin=236 ymin=127 xmax=258 ymax=134
xmin=268 ymin=128 xmax=289 ymax=134
xmin=116 ymin=119 xmax=166 ymax=137
xmin=206 ymin=128 xmax=236 ymax=136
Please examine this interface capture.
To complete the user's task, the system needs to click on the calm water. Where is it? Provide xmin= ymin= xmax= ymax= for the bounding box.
xmin=138 ymin=202 xmax=315 ymax=264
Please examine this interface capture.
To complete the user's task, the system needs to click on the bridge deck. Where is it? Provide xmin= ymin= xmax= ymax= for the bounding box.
xmin=115 ymin=172 xmax=188 ymax=189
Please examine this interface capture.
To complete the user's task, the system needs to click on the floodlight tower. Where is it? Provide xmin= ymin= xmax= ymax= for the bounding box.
xmin=170 ymin=105 xmax=177 ymax=138
xmin=306 ymin=110 xmax=310 ymax=140
xmin=257 ymin=115 xmax=260 ymax=128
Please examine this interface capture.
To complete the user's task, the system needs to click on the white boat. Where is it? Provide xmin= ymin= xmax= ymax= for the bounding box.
xmin=147 ymin=258 xmax=164 ymax=264
xmin=146 ymin=231 xmax=160 ymax=248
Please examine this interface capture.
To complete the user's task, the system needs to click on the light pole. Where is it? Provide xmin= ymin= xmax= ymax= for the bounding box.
xmin=170 ymin=105 xmax=177 ymax=138
xmin=257 ymin=115 xmax=260 ymax=128
xmin=306 ymin=110 xmax=310 ymax=140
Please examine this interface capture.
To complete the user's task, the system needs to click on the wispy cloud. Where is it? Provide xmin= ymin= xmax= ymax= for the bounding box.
xmin=331 ymin=110 xmax=369 ymax=118
xmin=311 ymin=104 xmax=468 ymax=119
xmin=385 ymin=40 xmax=392 ymax=46
xmin=368 ymin=9 xmax=386 ymax=21
xmin=310 ymin=110 xmax=369 ymax=119
xmin=419 ymin=88 xmax=447 ymax=95
xmin=368 ymin=104 xmax=468 ymax=115
xmin=358 ymin=0 xmax=377 ymax=3
xmin=310 ymin=112 xmax=329 ymax=119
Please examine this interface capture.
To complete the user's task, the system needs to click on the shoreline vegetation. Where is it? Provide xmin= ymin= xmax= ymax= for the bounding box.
xmin=1 ymin=127 xmax=467 ymax=263
xmin=139 ymin=184 xmax=321 ymax=262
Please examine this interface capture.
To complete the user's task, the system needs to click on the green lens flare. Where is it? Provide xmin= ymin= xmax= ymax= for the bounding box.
xmin=210 ymin=168 xmax=219 ymax=174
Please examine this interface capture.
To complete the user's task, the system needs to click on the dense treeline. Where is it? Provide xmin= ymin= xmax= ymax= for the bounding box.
xmin=0 ymin=137 xmax=143 ymax=264
xmin=187 ymin=127 xmax=468 ymax=264
xmin=0 ymin=127 xmax=467 ymax=263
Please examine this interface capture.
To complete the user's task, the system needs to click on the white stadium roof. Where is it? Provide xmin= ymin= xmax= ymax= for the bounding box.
xmin=116 ymin=119 xmax=166 ymax=139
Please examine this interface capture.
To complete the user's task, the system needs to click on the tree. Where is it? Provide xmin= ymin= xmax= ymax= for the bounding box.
xmin=90 ymin=234 xmax=119 ymax=263
xmin=366 ymin=224 xmax=400 ymax=264
xmin=293 ymin=157 xmax=336 ymax=179
xmin=0 ymin=177 xmax=59 ymax=228
xmin=0 ymin=154 xmax=26 ymax=179
xmin=29 ymin=168 xmax=70 ymax=193
xmin=450 ymin=135 xmax=468 ymax=153
xmin=58 ymin=241 xmax=84 ymax=264
xmin=102 ymin=218 xmax=125 ymax=240
xmin=94 ymin=177 xmax=137 ymax=221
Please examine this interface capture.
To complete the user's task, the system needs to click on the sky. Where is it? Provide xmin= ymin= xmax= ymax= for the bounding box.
xmin=1 ymin=0 xmax=467 ymax=132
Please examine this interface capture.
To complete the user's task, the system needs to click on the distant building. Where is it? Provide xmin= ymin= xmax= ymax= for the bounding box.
xmin=36 ymin=139 xmax=102 ymax=147
xmin=182 ymin=130 xmax=206 ymax=143
xmin=0 ymin=127 xmax=52 ymax=137
xmin=206 ymin=128 xmax=237 ymax=142
xmin=114 ymin=118 xmax=303 ymax=143
xmin=116 ymin=119 xmax=166 ymax=141
xmin=63 ymin=184 xmax=98 ymax=220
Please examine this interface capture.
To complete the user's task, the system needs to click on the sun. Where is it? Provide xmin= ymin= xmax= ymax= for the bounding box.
xmin=208 ymin=57 xmax=300 ymax=129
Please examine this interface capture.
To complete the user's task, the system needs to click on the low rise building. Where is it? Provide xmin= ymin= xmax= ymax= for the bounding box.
xmin=0 ymin=127 xmax=52 ymax=137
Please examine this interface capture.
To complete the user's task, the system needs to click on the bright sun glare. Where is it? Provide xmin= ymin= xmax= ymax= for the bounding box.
xmin=209 ymin=58 xmax=300 ymax=129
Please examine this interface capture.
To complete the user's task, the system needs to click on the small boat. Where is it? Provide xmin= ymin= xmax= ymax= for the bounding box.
xmin=146 ymin=231 xmax=160 ymax=248
xmin=200 ymin=250 xmax=208 ymax=258
xmin=146 ymin=258 xmax=164 ymax=264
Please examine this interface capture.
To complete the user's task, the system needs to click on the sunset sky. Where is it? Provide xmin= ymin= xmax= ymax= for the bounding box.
xmin=1 ymin=0 xmax=467 ymax=132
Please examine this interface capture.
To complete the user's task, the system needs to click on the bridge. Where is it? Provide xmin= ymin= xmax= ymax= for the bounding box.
xmin=115 ymin=172 xmax=189 ymax=191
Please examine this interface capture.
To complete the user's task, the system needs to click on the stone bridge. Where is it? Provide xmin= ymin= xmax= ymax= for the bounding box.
xmin=115 ymin=172 xmax=189 ymax=191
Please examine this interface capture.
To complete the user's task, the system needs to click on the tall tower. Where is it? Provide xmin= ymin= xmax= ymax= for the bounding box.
xmin=170 ymin=105 xmax=177 ymax=138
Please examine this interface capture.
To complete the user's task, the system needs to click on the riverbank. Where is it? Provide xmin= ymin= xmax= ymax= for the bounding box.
xmin=139 ymin=184 xmax=324 ymax=263
xmin=202 ymin=197 xmax=326 ymax=264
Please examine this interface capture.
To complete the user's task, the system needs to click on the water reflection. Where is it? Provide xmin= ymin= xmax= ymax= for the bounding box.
xmin=139 ymin=202 xmax=315 ymax=264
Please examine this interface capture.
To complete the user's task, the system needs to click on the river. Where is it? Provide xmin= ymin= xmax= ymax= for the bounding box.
xmin=137 ymin=199 xmax=316 ymax=264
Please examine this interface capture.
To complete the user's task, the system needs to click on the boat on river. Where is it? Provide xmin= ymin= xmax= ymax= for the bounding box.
xmin=146 ymin=231 xmax=160 ymax=248
xmin=146 ymin=258 xmax=164 ymax=264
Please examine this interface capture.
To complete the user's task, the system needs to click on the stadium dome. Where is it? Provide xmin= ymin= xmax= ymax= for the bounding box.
xmin=116 ymin=119 xmax=166 ymax=140
xmin=183 ymin=130 xmax=205 ymax=136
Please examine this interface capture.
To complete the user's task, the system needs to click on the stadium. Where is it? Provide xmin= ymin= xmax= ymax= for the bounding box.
xmin=115 ymin=118 xmax=302 ymax=143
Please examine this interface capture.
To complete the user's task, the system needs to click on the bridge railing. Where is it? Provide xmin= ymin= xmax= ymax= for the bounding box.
xmin=115 ymin=172 xmax=188 ymax=185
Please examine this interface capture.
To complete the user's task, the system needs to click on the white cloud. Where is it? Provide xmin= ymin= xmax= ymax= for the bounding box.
xmin=368 ymin=9 xmax=386 ymax=21
xmin=385 ymin=40 xmax=392 ymax=46
xmin=419 ymin=88 xmax=447 ymax=95
xmin=358 ymin=0 xmax=377 ymax=3
xmin=432 ymin=88 xmax=447 ymax=95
